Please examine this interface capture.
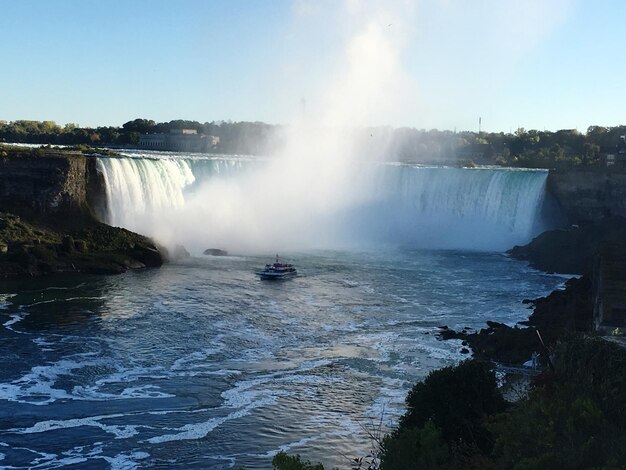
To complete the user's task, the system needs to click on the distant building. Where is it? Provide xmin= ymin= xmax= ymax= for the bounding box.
xmin=601 ymin=136 xmax=626 ymax=167
xmin=140 ymin=133 xmax=168 ymax=149
xmin=139 ymin=129 xmax=219 ymax=152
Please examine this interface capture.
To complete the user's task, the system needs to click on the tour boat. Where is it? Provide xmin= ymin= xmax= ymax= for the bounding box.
xmin=258 ymin=255 xmax=297 ymax=280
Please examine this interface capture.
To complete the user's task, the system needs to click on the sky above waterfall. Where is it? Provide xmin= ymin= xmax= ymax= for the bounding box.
xmin=1 ymin=0 xmax=625 ymax=133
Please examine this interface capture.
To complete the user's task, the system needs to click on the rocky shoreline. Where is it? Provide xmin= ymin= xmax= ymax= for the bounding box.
xmin=438 ymin=215 xmax=626 ymax=367
xmin=0 ymin=212 xmax=163 ymax=278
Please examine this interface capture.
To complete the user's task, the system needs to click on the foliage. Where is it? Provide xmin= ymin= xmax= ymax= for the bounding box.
xmin=488 ymin=384 xmax=624 ymax=469
xmin=550 ymin=336 xmax=626 ymax=422
xmin=0 ymin=211 xmax=162 ymax=277
xmin=399 ymin=360 xmax=507 ymax=453
xmin=379 ymin=422 xmax=450 ymax=469
xmin=272 ymin=451 xmax=325 ymax=470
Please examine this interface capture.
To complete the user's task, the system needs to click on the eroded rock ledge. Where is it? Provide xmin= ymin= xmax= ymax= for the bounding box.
xmin=0 ymin=146 xmax=163 ymax=278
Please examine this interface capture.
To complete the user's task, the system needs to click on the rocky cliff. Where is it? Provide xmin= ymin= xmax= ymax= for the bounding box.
xmin=548 ymin=167 xmax=626 ymax=225
xmin=0 ymin=147 xmax=107 ymax=224
xmin=0 ymin=146 xmax=162 ymax=277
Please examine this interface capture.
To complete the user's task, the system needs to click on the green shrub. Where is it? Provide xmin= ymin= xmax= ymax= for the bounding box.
xmin=489 ymin=385 xmax=622 ymax=469
xmin=399 ymin=360 xmax=506 ymax=453
xmin=380 ymin=422 xmax=449 ymax=469
xmin=272 ymin=451 xmax=325 ymax=470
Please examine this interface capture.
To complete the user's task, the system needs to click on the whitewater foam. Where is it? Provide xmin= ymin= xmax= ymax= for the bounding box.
xmin=3 ymin=313 xmax=26 ymax=333
xmin=9 ymin=413 xmax=142 ymax=439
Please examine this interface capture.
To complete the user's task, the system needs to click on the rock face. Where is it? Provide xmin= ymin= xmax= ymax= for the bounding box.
xmin=0 ymin=147 xmax=162 ymax=278
xmin=0 ymin=148 xmax=107 ymax=223
xmin=548 ymin=167 xmax=626 ymax=225
xmin=508 ymin=217 xmax=626 ymax=274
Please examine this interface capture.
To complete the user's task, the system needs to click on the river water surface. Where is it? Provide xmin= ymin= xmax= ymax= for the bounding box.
xmin=0 ymin=249 xmax=564 ymax=468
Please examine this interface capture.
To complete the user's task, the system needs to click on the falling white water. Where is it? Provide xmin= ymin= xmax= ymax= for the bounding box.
xmin=98 ymin=157 xmax=195 ymax=228
xmin=360 ymin=165 xmax=549 ymax=250
xmin=97 ymin=155 xmax=548 ymax=253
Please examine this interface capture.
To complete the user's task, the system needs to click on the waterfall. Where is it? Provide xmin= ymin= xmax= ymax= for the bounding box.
xmin=363 ymin=165 xmax=549 ymax=250
xmin=97 ymin=156 xmax=246 ymax=229
xmin=97 ymin=157 xmax=195 ymax=228
xmin=96 ymin=155 xmax=549 ymax=252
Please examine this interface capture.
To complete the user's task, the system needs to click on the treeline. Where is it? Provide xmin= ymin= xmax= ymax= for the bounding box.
xmin=378 ymin=125 xmax=626 ymax=168
xmin=2 ymin=118 xmax=626 ymax=168
xmin=0 ymin=119 xmax=278 ymax=155
xmin=0 ymin=120 xmax=132 ymax=146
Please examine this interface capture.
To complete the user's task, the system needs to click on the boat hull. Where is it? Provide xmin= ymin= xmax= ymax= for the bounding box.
xmin=258 ymin=271 xmax=297 ymax=280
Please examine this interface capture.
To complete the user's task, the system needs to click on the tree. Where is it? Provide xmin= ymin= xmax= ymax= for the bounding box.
xmin=380 ymin=422 xmax=450 ymax=469
xmin=122 ymin=118 xmax=156 ymax=134
xmin=489 ymin=386 xmax=618 ymax=469
xmin=272 ymin=452 xmax=324 ymax=470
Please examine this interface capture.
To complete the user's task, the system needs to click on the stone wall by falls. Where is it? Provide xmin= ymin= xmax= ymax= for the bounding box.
xmin=0 ymin=149 xmax=107 ymax=222
xmin=548 ymin=168 xmax=626 ymax=225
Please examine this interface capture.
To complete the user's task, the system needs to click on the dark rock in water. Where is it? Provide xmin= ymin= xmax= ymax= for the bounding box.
xmin=132 ymin=245 xmax=163 ymax=268
xmin=203 ymin=248 xmax=228 ymax=256
xmin=460 ymin=348 xmax=470 ymax=354
xmin=486 ymin=321 xmax=507 ymax=329
xmin=440 ymin=323 xmax=541 ymax=364
xmin=437 ymin=329 xmax=464 ymax=341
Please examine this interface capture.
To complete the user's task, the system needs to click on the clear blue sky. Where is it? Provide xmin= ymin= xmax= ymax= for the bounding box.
xmin=1 ymin=0 xmax=625 ymax=132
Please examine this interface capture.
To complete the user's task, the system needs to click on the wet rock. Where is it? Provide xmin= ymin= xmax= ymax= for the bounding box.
xmin=437 ymin=328 xmax=464 ymax=341
xmin=203 ymin=248 xmax=228 ymax=256
xmin=132 ymin=245 xmax=163 ymax=267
